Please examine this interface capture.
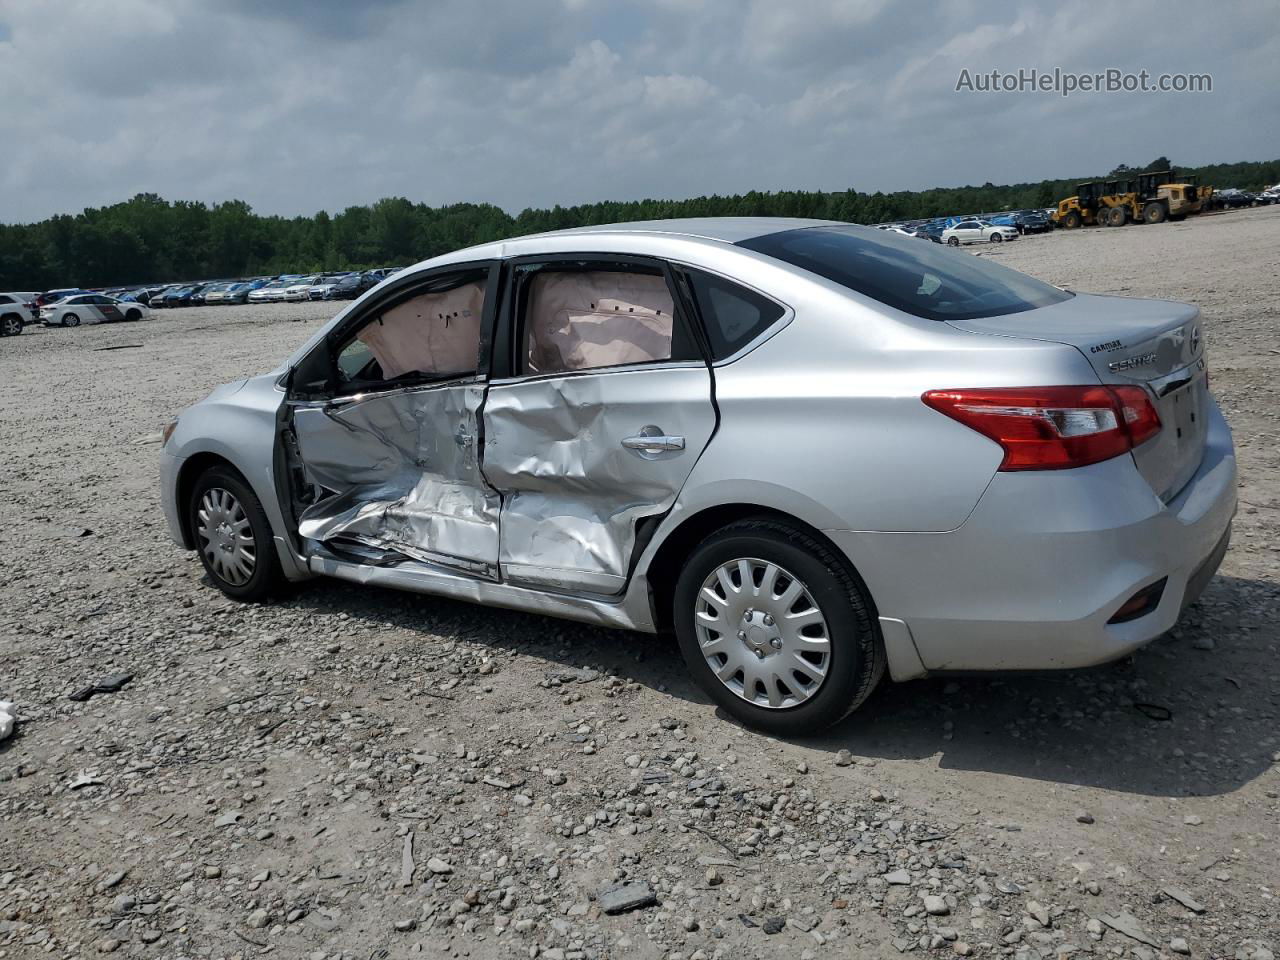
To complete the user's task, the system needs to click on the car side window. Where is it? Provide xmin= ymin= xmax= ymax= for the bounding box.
xmin=334 ymin=270 xmax=487 ymax=387
xmin=518 ymin=265 xmax=694 ymax=376
xmin=0 ymin=295 xmax=12 ymax=304
xmin=682 ymin=269 xmax=785 ymax=361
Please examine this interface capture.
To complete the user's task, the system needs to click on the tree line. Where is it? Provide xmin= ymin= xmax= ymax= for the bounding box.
xmin=2 ymin=157 xmax=1276 ymax=290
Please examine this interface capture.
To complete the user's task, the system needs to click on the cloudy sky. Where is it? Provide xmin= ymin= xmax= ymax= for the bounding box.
xmin=1 ymin=0 xmax=1276 ymax=224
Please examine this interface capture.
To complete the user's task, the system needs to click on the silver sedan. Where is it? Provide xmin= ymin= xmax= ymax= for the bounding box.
xmin=158 ymin=218 xmax=1235 ymax=733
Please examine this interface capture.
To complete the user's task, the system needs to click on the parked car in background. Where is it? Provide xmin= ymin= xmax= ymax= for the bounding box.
xmin=36 ymin=288 xmax=87 ymax=309
xmin=5 ymin=292 xmax=40 ymax=318
xmin=218 ymin=282 xmax=251 ymax=304
xmin=229 ymin=279 xmax=272 ymax=304
xmin=201 ymin=283 xmax=234 ymax=306
xmin=41 ymin=293 xmax=150 ymax=327
xmin=162 ymin=286 xmax=196 ymax=308
xmin=146 ymin=285 xmax=176 ymax=307
xmin=0 ymin=293 xmax=34 ymax=336
xmin=1013 ymin=211 xmax=1053 ymax=234
xmin=190 ymin=283 xmax=223 ymax=306
xmin=942 ymin=219 xmax=1020 ymax=245
xmin=248 ymin=279 xmax=291 ymax=303
xmin=283 ymin=276 xmax=320 ymax=301
xmin=307 ymin=275 xmax=349 ymax=300
xmin=1218 ymin=190 xmax=1256 ymax=209
xmin=327 ymin=271 xmax=381 ymax=300
xmin=159 ymin=218 xmax=1234 ymax=733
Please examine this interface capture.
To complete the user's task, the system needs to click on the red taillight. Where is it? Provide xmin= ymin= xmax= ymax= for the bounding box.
xmin=922 ymin=385 xmax=1162 ymax=471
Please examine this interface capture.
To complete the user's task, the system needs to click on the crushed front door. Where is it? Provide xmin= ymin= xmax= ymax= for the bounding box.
xmin=291 ymin=382 xmax=500 ymax=576
xmin=286 ymin=265 xmax=501 ymax=577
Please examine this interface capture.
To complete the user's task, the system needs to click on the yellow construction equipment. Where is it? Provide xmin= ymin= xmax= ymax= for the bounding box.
xmin=1051 ymin=168 xmax=1202 ymax=228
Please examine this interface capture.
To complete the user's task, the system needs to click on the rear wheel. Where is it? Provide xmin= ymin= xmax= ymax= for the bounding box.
xmin=1063 ymin=210 xmax=1082 ymax=229
xmin=1108 ymin=206 xmax=1127 ymax=227
xmin=947 ymin=236 xmax=960 ymax=246
xmin=62 ymin=313 xmax=80 ymax=327
xmin=0 ymin=314 xmax=21 ymax=336
xmin=673 ymin=518 xmax=884 ymax=734
xmin=189 ymin=465 xmax=282 ymax=602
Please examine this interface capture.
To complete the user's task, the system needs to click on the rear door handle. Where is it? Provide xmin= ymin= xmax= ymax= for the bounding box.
xmin=622 ymin=433 xmax=685 ymax=454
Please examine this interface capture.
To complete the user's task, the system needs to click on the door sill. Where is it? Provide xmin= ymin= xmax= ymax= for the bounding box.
xmin=307 ymin=546 xmax=641 ymax=631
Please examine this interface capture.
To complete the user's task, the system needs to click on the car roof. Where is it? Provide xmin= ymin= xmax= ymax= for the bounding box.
xmin=405 ymin=217 xmax=848 ymax=272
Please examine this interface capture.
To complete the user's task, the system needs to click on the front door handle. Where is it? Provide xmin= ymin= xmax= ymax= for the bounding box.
xmin=622 ymin=431 xmax=685 ymax=455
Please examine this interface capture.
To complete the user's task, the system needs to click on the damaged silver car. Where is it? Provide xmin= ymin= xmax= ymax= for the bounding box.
xmin=160 ymin=218 xmax=1236 ymax=733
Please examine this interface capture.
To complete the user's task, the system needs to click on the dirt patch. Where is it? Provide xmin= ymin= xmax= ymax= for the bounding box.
xmin=1 ymin=211 xmax=1277 ymax=959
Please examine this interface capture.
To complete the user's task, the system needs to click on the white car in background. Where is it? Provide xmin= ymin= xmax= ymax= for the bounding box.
xmin=248 ymin=280 xmax=291 ymax=303
xmin=307 ymin=275 xmax=347 ymax=300
xmin=283 ymin=277 xmax=319 ymax=302
xmin=0 ymin=293 xmax=34 ymax=336
xmin=41 ymin=293 xmax=150 ymax=327
xmin=942 ymin=219 xmax=1020 ymax=246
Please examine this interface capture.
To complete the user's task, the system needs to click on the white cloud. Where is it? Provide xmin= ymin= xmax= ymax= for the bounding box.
xmin=0 ymin=0 xmax=1276 ymax=223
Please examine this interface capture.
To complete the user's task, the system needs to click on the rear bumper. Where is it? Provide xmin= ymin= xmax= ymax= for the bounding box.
xmin=829 ymin=400 xmax=1236 ymax=673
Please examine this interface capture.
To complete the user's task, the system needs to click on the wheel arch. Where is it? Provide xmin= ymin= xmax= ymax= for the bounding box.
xmin=174 ymin=452 xmax=245 ymax=548
xmin=640 ymin=501 xmax=880 ymax=634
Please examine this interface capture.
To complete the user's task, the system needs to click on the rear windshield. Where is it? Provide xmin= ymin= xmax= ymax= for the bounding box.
xmin=738 ymin=225 xmax=1072 ymax=321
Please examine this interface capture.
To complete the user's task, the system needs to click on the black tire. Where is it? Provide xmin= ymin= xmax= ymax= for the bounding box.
xmin=63 ymin=313 xmax=80 ymax=327
xmin=1143 ymin=202 xmax=1167 ymax=225
xmin=188 ymin=465 xmax=283 ymax=602
xmin=0 ymin=313 xmax=21 ymax=337
xmin=125 ymin=308 xmax=142 ymax=321
xmin=1063 ymin=210 xmax=1082 ymax=229
xmin=1108 ymin=206 xmax=1127 ymax=227
xmin=989 ymin=232 xmax=1003 ymax=243
xmin=673 ymin=518 xmax=885 ymax=735
xmin=947 ymin=236 xmax=960 ymax=246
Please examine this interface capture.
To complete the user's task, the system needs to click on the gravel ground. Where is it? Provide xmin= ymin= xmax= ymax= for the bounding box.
xmin=1 ymin=208 xmax=1278 ymax=960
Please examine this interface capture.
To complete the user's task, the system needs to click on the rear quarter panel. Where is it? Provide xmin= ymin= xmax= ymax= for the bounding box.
xmin=676 ymin=278 xmax=1102 ymax=534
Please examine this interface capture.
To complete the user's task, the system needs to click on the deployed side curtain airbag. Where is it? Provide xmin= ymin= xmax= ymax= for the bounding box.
xmin=358 ymin=282 xmax=485 ymax=379
xmin=526 ymin=272 xmax=674 ymax=374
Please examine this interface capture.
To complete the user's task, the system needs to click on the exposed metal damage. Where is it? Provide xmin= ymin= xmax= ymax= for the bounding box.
xmin=289 ymin=264 xmax=715 ymax=597
xmin=293 ymin=381 xmax=500 ymax=577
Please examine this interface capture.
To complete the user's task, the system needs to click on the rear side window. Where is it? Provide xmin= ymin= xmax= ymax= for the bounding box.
xmin=740 ymin=225 xmax=1072 ymax=321
xmin=683 ymin=269 xmax=785 ymax=360
xmin=517 ymin=266 xmax=698 ymax=376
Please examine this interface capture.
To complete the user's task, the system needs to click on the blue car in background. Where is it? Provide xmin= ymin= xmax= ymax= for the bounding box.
xmin=162 ymin=285 xmax=200 ymax=308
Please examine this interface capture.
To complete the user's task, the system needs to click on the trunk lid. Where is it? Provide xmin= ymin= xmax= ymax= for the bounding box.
xmin=948 ymin=293 xmax=1208 ymax=501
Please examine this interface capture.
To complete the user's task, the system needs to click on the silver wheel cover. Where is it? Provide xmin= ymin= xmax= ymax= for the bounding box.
xmin=195 ymin=487 xmax=257 ymax=586
xmin=694 ymin=557 xmax=831 ymax=709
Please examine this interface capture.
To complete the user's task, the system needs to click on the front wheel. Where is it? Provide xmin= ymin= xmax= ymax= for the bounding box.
xmin=673 ymin=518 xmax=885 ymax=734
xmin=189 ymin=465 xmax=282 ymax=601
xmin=989 ymin=232 xmax=1003 ymax=243
xmin=0 ymin=314 xmax=21 ymax=336
xmin=125 ymin=308 xmax=142 ymax=321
